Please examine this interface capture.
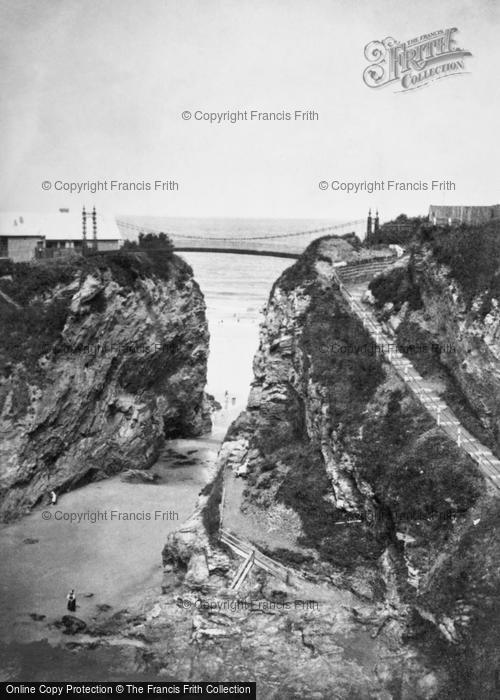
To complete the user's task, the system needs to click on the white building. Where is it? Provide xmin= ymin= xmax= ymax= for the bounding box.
xmin=0 ymin=208 xmax=122 ymax=262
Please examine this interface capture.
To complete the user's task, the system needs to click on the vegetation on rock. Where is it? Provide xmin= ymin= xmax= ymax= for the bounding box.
xmin=420 ymin=219 xmax=500 ymax=315
xmin=0 ymin=233 xmax=187 ymax=375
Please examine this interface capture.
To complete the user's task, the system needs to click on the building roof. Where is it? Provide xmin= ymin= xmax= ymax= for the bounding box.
xmin=0 ymin=209 xmax=123 ymax=241
xmin=428 ymin=204 xmax=500 ymax=221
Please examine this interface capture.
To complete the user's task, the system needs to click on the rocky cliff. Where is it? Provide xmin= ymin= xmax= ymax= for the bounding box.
xmin=33 ymin=236 xmax=498 ymax=696
xmin=158 ymin=235 xmax=500 ymax=698
xmin=369 ymin=233 xmax=500 ymax=456
xmin=0 ymin=250 xmax=211 ymax=520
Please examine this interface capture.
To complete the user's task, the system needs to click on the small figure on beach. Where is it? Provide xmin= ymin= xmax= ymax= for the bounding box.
xmin=231 ymin=396 xmax=236 ymax=406
xmin=224 ymin=390 xmax=229 ymax=408
xmin=67 ymin=589 xmax=76 ymax=612
xmin=50 ymin=490 xmax=57 ymax=506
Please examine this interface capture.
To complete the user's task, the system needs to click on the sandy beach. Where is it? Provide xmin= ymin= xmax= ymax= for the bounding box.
xmin=0 ymin=252 xmax=290 ymax=650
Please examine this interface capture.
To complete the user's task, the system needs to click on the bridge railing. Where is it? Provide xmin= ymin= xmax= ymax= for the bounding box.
xmin=116 ymin=217 xmax=368 ymax=254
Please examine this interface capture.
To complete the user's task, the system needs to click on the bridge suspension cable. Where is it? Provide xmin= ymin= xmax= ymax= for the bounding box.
xmin=116 ymin=218 xmax=365 ymax=242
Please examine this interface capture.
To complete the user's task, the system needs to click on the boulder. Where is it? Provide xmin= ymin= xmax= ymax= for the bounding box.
xmin=54 ymin=615 xmax=87 ymax=635
xmin=185 ymin=553 xmax=210 ymax=587
xmin=120 ymin=469 xmax=159 ymax=484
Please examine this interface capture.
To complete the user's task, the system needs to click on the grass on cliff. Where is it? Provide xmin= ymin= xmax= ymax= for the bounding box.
xmin=244 ymin=284 xmax=389 ymax=570
xmin=412 ymin=499 xmax=500 ymax=700
xmin=0 ymin=235 xmax=192 ymax=374
xmin=369 ymin=265 xmax=422 ymax=314
xmin=350 ymin=263 xmax=483 ymax=515
xmin=373 ymin=219 xmax=500 ymax=316
xmin=301 ymin=285 xmax=385 ymax=434
xmin=353 ymin=389 xmax=483 ymax=518
xmin=0 ymin=233 xmax=187 ymax=306
xmin=276 ymin=235 xmax=345 ymax=293
xmin=247 ymin=278 xmax=482 ymax=570
xmin=295 ymin=285 xmax=481 ymax=561
xmin=394 ymin=317 xmax=498 ymax=455
xmin=369 ymin=251 xmax=500 ymax=457
xmin=275 ymin=441 xmax=385 ymax=568
xmin=422 ymin=219 xmax=500 ymax=315
xmin=0 ymin=295 xmax=73 ymax=374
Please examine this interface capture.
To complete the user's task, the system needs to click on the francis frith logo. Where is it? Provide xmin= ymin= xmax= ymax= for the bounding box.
xmin=363 ymin=28 xmax=472 ymax=91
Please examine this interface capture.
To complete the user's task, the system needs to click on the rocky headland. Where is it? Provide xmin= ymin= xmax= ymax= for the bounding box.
xmin=153 ymin=234 xmax=499 ymax=698
xmin=369 ymin=223 xmax=500 ymax=457
xmin=0 ymin=249 xmax=211 ymax=520
xmin=5 ymin=231 xmax=500 ymax=698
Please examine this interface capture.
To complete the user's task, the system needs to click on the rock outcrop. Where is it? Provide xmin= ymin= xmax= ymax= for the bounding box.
xmin=370 ymin=243 xmax=500 ymax=454
xmin=160 ymin=235 xmax=500 ymax=698
xmin=18 ymin=235 xmax=497 ymax=697
xmin=0 ymin=251 xmax=211 ymax=520
xmin=220 ymin=238 xmax=485 ymax=585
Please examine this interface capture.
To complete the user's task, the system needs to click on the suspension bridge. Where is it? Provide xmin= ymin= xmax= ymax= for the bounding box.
xmin=116 ymin=218 xmax=366 ymax=258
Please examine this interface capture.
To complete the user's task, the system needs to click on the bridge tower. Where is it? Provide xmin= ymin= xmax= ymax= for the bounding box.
xmin=92 ymin=206 xmax=98 ymax=251
xmin=82 ymin=206 xmax=98 ymax=253
xmin=374 ymin=210 xmax=380 ymax=241
xmin=366 ymin=209 xmax=373 ymax=242
xmin=82 ymin=206 xmax=88 ymax=253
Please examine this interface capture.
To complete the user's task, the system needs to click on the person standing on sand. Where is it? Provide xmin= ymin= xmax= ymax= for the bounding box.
xmin=67 ymin=589 xmax=76 ymax=612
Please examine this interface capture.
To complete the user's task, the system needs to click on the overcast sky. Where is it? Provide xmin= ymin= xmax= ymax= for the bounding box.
xmin=0 ymin=0 xmax=498 ymax=222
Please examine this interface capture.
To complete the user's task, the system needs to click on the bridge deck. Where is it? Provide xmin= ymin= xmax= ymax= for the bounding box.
xmin=116 ymin=217 xmax=367 ymax=258
xmin=175 ymin=246 xmax=299 ymax=259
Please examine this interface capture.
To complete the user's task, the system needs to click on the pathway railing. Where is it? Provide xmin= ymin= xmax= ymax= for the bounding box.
xmin=220 ymin=528 xmax=308 ymax=584
xmin=338 ymin=278 xmax=500 ymax=490
xmin=218 ymin=253 xmax=500 ymax=592
xmin=337 ymin=260 xmax=396 ymax=282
